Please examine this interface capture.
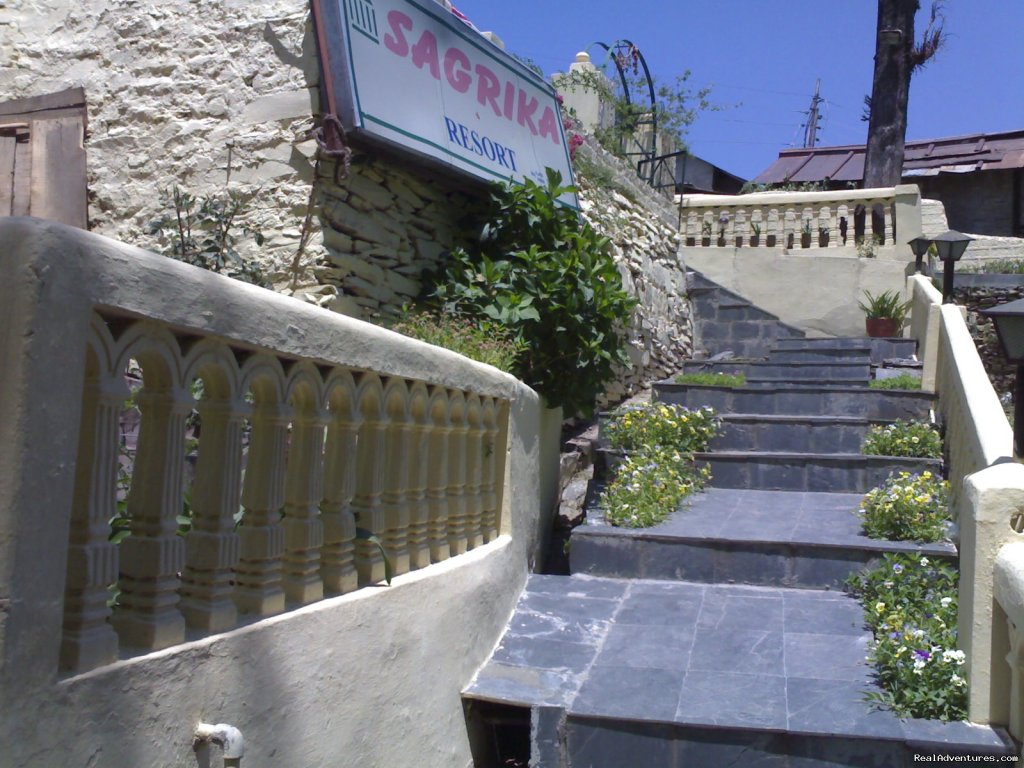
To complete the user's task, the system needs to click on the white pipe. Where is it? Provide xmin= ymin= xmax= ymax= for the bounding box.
xmin=194 ymin=722 xmax=245 ymax=760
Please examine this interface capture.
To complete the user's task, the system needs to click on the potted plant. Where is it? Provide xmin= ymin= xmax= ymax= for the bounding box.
xmin=701 ymin=219 xmax=712 ymax=247
xmin=818 ymin=224 xmax=830 ymax=248
xmin=859 ymin=289 xmax=911 ymax=338
xmin=749 ymin=220 xmax=761 ymax=247
xmin=800 ymin=218 xmax=813 ymax=249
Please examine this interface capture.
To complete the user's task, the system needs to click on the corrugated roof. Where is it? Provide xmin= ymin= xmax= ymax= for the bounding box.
xmin=753 ymin=128 xmax=1024 ymax=185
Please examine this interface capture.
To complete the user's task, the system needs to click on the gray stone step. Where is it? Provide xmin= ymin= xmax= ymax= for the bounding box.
xmin=687 ymin=271 xmax=807 ymax=359
xmin=713 ymin=414 xmax=882 ymax=453
xmin=596 ymin=447 xmax=940 ymax=493
xmin=698 ymin=451 xmax=942 ymax=493
xmin=464 ymin=573 xmax=1013 ymax=767
xmin=774 ymin=336 xmax=918 ymax=365
xmin=768 ymin=347 xmax=873 ymax=363
xmin=680 ymin=359 xmax=871 ymax=384
xmin=573 ymin=488 xmax=954 ymax=588
xmin=654 ymin=381 xmax=935 ymax=420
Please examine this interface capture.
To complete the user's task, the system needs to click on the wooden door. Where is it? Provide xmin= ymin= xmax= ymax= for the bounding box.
xmin=0 ymin=88 xmax=88 ymax=228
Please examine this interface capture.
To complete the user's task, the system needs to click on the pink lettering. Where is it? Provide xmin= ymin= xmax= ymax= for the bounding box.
xmin=538 ymin=106 xmax=560 ymax=145
xmin=410 ymin=30 xmax=440 ymax=79
xmin=443 ymin=47 xmax=471 ymax=93
xmin=516 ymin=89 xmax=539 ymax=135
xmin=502 ymin=81 xmax=515 ymax=120
xmin=383 ymin=11 xmax=412 ymax=57
xmin=474 ymin=64 xmax=502 ymax=117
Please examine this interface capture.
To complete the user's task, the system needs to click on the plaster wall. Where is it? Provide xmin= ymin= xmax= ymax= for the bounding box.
xmin=0 ymin=218 xmax=550 ymax=767
xmin=681 ymin=245 xmax=911 ymax=338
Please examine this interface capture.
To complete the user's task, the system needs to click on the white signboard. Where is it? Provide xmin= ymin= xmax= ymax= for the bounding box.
xmin=315 ymin=0 xmax=577 ymax=205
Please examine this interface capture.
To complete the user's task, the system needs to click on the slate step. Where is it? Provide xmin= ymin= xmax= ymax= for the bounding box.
xmin=465 ymin=573 xmax=1013 ymax=767
xmin=572 ymin=488 xmax=955 ymax=588
xmin=768 ymin=346 xmax=872 ymax=363
xmin=774 ymin=336 xmax=917 ymax=365
xmin=713 ymin=414 xmax=883 ymax=454
xmin=679 ymin=359 xmax=872 ymax=384
xmin=697 ymin=451 xmax=943 ymax=493
xmin=654 ymin=381 xmax=935 ymax=420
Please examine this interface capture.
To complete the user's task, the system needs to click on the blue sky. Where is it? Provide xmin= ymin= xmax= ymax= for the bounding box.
xmin=453 ymin=1 xmax=1024 ymax=180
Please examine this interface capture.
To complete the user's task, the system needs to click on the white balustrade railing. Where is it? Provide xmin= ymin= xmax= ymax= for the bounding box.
xmin=680 ymin=185 xmax=921 ymax=250
xmin=0 ymin=218 xmax=521 ymax=680
xmin=909 ymin=273 xmax=1024 ymax=732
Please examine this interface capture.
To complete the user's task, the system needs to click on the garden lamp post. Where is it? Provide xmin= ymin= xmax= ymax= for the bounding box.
xmin=932 ymin=230 xmax=973 ymax=303
xmin=981 ymin=298 xmax=1024 ymax=457
xmin=908 ymin=236 xmax=932 ymax=275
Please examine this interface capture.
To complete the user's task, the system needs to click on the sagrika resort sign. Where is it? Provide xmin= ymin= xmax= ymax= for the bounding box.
xmin=312 ymin=0 xmax=577 ymax=205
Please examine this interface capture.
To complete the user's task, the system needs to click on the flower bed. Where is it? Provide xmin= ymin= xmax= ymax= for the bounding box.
xmin=861 ymin=420 xmax=942 ymax=459
xmin=859 ymin=470 xmax=950 ymax=542
xmin=847 ymin=554 xmax=966 ymax=721
xmin=599 ymin=403 xmax=718 ymax=528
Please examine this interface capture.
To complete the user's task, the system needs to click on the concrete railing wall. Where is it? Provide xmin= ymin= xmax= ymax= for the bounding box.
xmin=0 ymin=217 xmax=552 ymax=767
xmin=909 ymin=273 xmax=1024 ymax=734
xmin=679 ymin=185 xmax=922 ymax=251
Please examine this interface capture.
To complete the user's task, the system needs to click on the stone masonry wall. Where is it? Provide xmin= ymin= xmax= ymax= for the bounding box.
xmin=2 ymin=0 xmax=691 ymax=395
xmin=572 ymin=140 xmax=693 ymax=403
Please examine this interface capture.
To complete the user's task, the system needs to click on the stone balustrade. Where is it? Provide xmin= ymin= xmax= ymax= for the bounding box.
xmin=0 ymin=218 xmax=530 ymax=695
xmin=680 ymin=185 xmax=922 ymax=251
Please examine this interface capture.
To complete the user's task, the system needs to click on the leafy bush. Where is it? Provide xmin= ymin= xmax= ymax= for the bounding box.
xmin=603 ymin=403 xmax=719 ymax=454
xmin=601 ymin=448 xmax=709 ymax=528
xmin=674 ymin=372 xmax=746 ymax=387
xmin=859 ymin=471 xmax=950 ymax=542
xmin=424 ymin=169 xmax=636 ymax=416
xmin=869 ymin=373 xmax=922 ymax=390
xmin=146 ymin=186 xmax=269 ymax=287
xmin=846 ymin=554 xmax=965 ymax=721
xmin=388 ymin=309 xmax=524 ymax=374
xmin=862 ymin=420 xmax=942 ymax=458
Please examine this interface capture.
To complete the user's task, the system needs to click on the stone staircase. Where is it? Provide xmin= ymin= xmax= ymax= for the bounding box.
xmin=462 ymin=277 xmax=1015 ymax=766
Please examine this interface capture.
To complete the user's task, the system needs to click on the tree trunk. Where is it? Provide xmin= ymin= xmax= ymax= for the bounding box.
xmin=863 ymin=0 xmax=919 ymax=188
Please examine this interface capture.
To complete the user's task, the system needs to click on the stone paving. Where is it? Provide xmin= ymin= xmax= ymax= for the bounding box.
xmin=464 ymin=279 xmax=1016 ymax=765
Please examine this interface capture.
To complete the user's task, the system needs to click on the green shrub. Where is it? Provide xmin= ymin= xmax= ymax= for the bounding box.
xmin=601 ymin=448 xmax=709 ymax=528
xmin=869 ymin=373 xmax=922 ymax=390
xmin=846 ymin=554 xmax=965 ymax=721
xmin=424 ymin=169 xmax=636 ymax=416
xmin=603 ymin=403 xmax=719 ymax=454
xmin=859 ymin=471 xmax=950 ymax=542
xmin=674 ymin=372 xmax=746 ymax=387
xmin=862 ymin=420 xmax=942 ymax=458
xmin=388 ymin=309 xmax=524 ymax=374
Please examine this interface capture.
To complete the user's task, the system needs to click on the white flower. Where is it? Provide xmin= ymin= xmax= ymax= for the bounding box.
xmin=940 ymin=597 xmax=953 ymax=608
xmin=920 ymin=557 xmax=930 ymax=567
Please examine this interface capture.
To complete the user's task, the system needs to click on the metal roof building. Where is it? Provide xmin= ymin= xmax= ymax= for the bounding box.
xmin=753 ymin=129 xmax=1024 ymax=237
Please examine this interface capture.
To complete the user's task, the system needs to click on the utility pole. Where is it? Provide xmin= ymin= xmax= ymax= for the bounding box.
xmin=803 ymin=78 xmax=823 ymax=148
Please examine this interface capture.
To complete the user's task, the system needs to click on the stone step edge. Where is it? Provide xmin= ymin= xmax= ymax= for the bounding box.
xmin=573 ymin=522 xmax=957 ymax=558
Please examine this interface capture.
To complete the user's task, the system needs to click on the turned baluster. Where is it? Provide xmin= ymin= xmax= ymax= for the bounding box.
xmin=112 ymin=384 xmax=191 ymax=651
xmin=233 ymin=398 xmax=289 ymax=616
xmin=61 ymin=371 xmax=125 ymax=673
xmin=321 ymin=386 xmax=360 ymax=594
xmin=281 ymin=386 xmax=327 ymax=605
xmin=179 ymin=394 xmax=246 ymax=632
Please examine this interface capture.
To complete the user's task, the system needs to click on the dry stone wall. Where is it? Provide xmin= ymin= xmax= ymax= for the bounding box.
xmin=2 ymin=0 xmax=691 ymax=395
xmin=572 ymin=140 xmax=693 ymax=402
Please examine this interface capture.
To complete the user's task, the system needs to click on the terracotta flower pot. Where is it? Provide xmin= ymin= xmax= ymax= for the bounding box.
xmin=865 ymin=318 xmax=902 ymax=338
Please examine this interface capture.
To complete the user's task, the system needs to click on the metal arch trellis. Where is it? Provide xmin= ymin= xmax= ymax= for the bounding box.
xmin=590 ymin=40 xmax=658 ymax=185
